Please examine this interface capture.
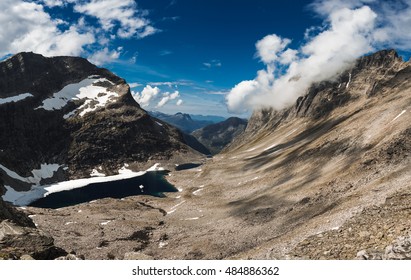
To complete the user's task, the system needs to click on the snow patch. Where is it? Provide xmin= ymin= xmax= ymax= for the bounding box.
xmin=264 ymin=143 xmax=278 ymax=151
xmin=192 ymin=189 xmax=203 ymax=195
xmin=159 ymin=241 xmax=168 ymax=248
xmin=118 ymin=164 xmax=134 ymax=174
xmin=392 ymin=110 xmax=407 ymax=122
xmin=0 ymin=93 xmax=33 ymax=105
xmin=0 ymin=163 xmax=61 ymax=185
xmin=100 ymin=221 xmax=111 ymax=226
xmin=346 ymin=73 xmax=352 ymax=89
xmin=90 ymin=169 xmax=105 ymax=177
xmin=36 ymin=77 xmax=118 ymax=117
xmin=147 ymin=163 xmax=165 ymax=171
xmin=155 ymin=121 xmax=163 ymax=127
xmin=184 ymin=217 xmax=200 ymax=221
xmin=167 ymin=200 xmax=186 ymax=214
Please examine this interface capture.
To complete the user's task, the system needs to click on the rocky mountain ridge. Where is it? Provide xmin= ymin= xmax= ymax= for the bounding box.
xmin=192 ymin=117 xmax=248 ymax=154
xmin=149 ymin=111 xmax=218 ymax=133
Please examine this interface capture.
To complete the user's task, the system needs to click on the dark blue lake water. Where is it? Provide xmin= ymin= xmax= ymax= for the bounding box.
xmin=29 ymin=171 xmax=177 ymax=209
xmin=175 ymin=163 xmax=202 ymax=171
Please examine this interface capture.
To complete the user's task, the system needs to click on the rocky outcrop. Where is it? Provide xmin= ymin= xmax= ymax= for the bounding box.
xmin=0 ymin=197 xmax=34 ymax=227
xmin=192 ymin=117 xmax=248 ymax=154
xmin=0 ymin=220 xmax=67 ymax=260
xmin=357 ymin=236 xmax=411 ymax=260
xmin=0 ymin=197 xmax=67 ymax=260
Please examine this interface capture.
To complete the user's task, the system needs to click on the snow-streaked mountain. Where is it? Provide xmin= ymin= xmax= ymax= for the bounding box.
xmin=0 ymin=52 xmax=203 ymax=205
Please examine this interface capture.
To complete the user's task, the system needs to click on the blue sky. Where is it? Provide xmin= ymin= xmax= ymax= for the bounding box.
xmin=102 ymin=0 xmax=321 ymax=117
xmin=1 ymin=0 xmax=411 ymax=117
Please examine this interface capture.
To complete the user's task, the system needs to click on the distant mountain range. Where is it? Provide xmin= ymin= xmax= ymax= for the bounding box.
xmin=192 ymin=117 xmax=248 ymax=154
xmin=149 ymin=111 xmax=225 ymax=133
xmin=149 ymin=111 xmax=248 ymax=154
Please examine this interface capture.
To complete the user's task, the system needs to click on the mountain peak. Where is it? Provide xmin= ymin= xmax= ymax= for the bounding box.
xmin=356 ymin=49 xmax=402 ymax=69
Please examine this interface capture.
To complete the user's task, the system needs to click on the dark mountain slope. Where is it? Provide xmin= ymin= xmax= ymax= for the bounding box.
xmin=192 ymin=117 xmax=247 ymax=154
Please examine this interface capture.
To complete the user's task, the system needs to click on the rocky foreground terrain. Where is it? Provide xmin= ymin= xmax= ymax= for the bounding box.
xmin=1 ymin=50 xmax=410 ymax=259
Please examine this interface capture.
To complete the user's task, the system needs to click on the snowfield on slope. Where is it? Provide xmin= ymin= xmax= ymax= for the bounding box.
xmin=36 ymin=76 xmax=117 ymax=118
xmin=0 ymin=93 xmax=33 ymax=104
xmin=1 ymin=163 xmax=165 ymax=206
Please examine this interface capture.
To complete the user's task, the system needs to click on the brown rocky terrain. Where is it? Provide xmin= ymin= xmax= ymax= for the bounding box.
xmin=1 ymin=50 xmax=410 ymax=260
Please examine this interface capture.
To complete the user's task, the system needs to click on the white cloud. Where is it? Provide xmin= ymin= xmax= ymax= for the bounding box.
xmin=40 ymin=0 xmax=65 ymax=7
xmin=203 ymin=59 xmax=222 ymax=68
xmin=129 ymin=82 xmax=143 ymax=88
xmin=255 ymin=35 xmax=291 ymax=64
xmin=156 ymin=91 xmax=180 ymax=108
xmin=132 ymin=85 xmax=160 ymax=107
xmin=87 ymin=47 xmax=121 ymax=65
xmin=205 ymin=90 xmax=229 ymax=95
xmin=0 ymin=1 xmax=95 ymax=57
xmin=132 ymin=85 xmax=182 ymax=108
xmin=149 ymin=81 xmax=192 ymax=88
xmin=159 ymin=50 xmax=173 ymax=56
xmin=0 ymin=0 xmax=159 ymax=65
xmin=74 ymin=0 xmax=158 ymax=39
xmin=226 ymin=0 xmax=411 ymax=114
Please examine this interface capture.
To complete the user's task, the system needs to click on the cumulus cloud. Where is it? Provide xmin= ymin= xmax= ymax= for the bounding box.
xmin=0 ymin=0 xmax=158 ymax=65
xmin=0 ymin=0 xmax=95 ymax=57
xmin=156 ymin=91 xmax=180 ymax=108
xmin=255 ymin=35 xmax=291 ymax=64
xmin=226 ymin=0 xmax=411 ymax=113
xmin=88 ymin=47 xmax=121 ymax=65
xmin=132 ymin=85 xmax=160 ymax=107
xmin=74 ymin=0 xmax=158 ymax=39
xmin=132 ymin=85 xmax=182 ymax=109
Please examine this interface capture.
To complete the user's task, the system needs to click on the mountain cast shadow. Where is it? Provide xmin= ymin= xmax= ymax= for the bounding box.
xmin=242 ymin=109 xmax=362 ymax=172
